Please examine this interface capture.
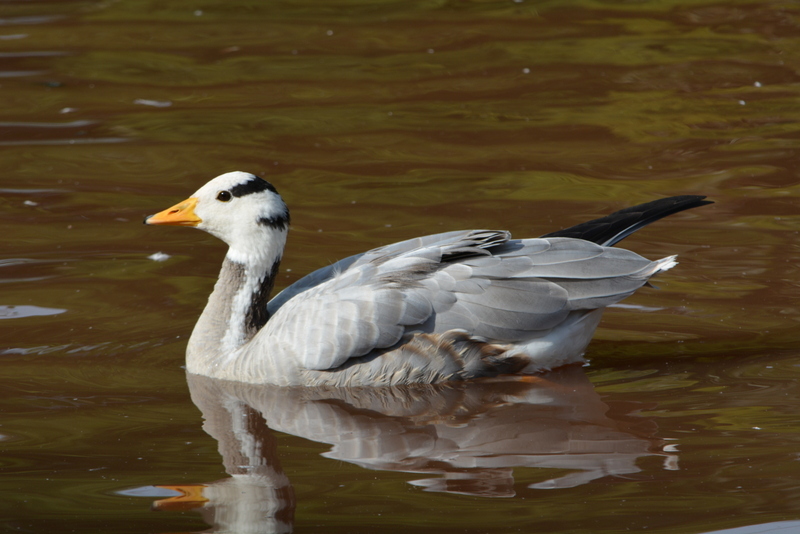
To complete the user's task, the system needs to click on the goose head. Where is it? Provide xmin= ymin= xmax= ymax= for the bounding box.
xmin=145 ymin=171 xmax=290 ymax=264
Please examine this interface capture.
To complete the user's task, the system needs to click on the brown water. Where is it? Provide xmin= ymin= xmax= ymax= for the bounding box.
xmin=2 ymin=0 xmax=800 ymax=532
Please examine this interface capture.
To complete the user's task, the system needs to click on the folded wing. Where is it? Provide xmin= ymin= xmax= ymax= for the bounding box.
xmin=262 ymin=230 xmax=666 ymax=372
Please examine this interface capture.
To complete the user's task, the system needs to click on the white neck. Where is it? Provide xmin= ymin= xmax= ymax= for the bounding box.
xmin=186 ymin=229 xmax=287 ymax=377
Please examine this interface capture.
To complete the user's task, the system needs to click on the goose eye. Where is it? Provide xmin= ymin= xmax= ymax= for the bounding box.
xmin=216 ymin=190 xmax=232 ymax=202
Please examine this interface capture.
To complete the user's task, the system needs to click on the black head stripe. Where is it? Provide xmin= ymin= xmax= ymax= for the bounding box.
xmin=230 ymin=175 xmax=278 ymax=198
xmin=258 ymin=210 xmax=290 ymax=231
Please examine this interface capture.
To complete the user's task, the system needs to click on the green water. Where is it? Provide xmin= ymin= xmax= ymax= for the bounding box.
xmin=3 ymin=0 xmax=800 ymax=532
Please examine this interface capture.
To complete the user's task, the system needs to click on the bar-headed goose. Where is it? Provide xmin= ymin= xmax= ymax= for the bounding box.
xmin=145 ymin=171 xmax=711 ymax=387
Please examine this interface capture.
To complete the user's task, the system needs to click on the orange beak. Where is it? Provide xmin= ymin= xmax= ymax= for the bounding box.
xmin=151 ymin=484 xmax=209 ymax=511
xmin=144 ymin=197 xmax=202 ymax=227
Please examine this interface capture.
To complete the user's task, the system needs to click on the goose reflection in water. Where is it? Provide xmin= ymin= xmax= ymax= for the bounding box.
xmin=152 ymin=366 xmax=677 ymax=533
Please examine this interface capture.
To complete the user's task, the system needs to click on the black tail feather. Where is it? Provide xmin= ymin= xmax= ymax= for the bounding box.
xmin=540 ymin=195 xmax=713 ymax=247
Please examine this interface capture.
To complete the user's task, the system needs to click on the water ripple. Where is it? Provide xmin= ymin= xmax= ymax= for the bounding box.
xmin=0 ymin=137 xmax=129 ymax=147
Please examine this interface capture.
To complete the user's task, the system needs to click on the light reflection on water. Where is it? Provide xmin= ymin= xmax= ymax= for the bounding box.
xmin=137 ymin=366 xmax=673 ymax=532
xmin=0 ymin=305 xmax=67 ymax=319
xmin=2 ymin=0 xmax=800 ymax=532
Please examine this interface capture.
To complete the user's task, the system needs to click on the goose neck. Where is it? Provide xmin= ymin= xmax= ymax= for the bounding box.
xmin=219 ymin=256 xmax=280 ymax=350
xmin=187 ymin=252 xmax=281 ymax=376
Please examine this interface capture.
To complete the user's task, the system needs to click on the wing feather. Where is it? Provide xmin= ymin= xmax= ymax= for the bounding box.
xmin=261 ymin=229 xmax=665 ymax=373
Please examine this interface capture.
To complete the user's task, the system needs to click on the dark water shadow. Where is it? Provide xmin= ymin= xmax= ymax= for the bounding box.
xmin=153 ymin=366 xmax=675 ymax=533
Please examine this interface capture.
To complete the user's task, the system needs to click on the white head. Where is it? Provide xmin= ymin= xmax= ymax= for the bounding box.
xmin=145 ymin=171 xmax=290 ymax=265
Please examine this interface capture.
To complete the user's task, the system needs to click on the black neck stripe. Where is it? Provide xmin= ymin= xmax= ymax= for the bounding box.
xmin=245 ymin=258 xmax=281 ymax=332
xmin=230 ymin=175 xmax=278 ymax=198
